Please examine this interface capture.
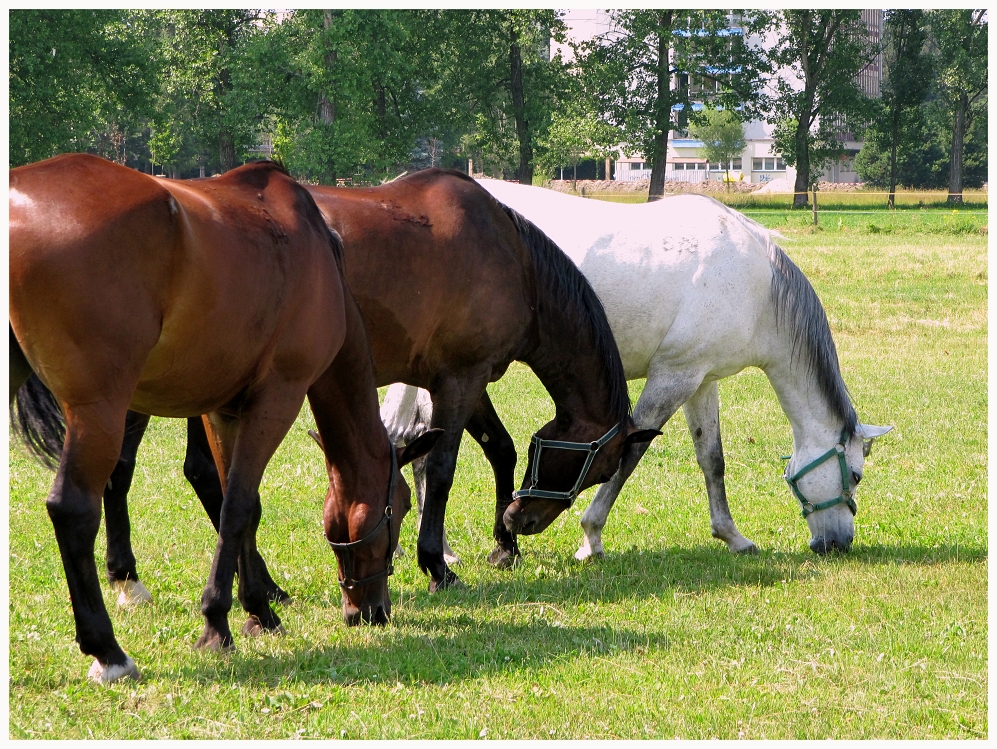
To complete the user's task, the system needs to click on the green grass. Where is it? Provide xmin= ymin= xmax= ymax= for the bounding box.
xmin=8 ymin=214 xmax=987 ymax=738
xmin=579 ymin=187 xmax=988 ymax=211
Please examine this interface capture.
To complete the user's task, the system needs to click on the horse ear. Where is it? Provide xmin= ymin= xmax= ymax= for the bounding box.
xmin=397 ymin=428 xmax=444 ymax=467
xmin=856 ymin=423 xmax=893 ymax=440
xmin=624 ymin=428 xmax=662 ymax=447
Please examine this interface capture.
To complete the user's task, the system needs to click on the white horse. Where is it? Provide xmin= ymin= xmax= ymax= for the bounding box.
xmin=384 ymin=180 xmax=891 ymax=560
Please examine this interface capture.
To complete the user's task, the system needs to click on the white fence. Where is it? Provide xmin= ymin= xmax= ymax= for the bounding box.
xmin=615 ymin=165 xmax=710 ymax=184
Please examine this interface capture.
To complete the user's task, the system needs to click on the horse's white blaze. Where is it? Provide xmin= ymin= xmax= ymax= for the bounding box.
xmin=88 ymin=655 xmax=140 ymax=684
xmin=114 ymin=579 xmax=152 ymax=607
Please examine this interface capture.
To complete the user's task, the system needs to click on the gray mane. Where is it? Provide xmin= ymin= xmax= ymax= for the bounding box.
xmin=768 ymin=244 xmax=857 ymax=436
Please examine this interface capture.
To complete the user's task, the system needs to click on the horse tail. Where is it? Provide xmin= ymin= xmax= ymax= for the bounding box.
xmin=11 ymin=373 xmax=66 ymax=469
xmin=379 ymin=383 xmax=434 ymax=447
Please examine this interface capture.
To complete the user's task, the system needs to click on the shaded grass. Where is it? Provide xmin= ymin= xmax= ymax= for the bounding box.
xmin=8 ymin=219 xmax=987 ymax=738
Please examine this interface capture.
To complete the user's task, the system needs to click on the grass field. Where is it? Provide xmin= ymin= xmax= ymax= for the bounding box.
xmin=8 ymin=205 xmax=987 ymax=738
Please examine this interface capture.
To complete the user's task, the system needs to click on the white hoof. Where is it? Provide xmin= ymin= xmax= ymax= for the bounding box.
xmin=443 ymin=551 xmax=461 ymax=566
xmin=114 ymin=579 xmax=152 ymax=607
xmin=727 ymin=537 xmax=758 ymax=555
xmin=575 ymin=539 xmax=604 ymax=561
xmin=88 ymin=656 xmax=140 ymax=684
xmin=394 ymin=543 xmax=406 ymax=559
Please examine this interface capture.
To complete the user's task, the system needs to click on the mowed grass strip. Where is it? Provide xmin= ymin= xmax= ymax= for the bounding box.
xmin=8 ymin=215 xmax=986 ymax=738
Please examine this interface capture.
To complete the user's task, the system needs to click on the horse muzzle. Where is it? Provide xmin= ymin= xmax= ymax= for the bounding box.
xmin=809 ymin=534 xmax=853 ymax=555
xmin=342 ymin=599 xmax=390 ymax=626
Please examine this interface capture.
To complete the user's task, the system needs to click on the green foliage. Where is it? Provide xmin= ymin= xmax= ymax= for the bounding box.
xmin=688 ymin=108 xmax=746 ymax=181
xmin=578 ymin=10 xmax=768 ymax=179
xmin=766 ymin=11 xmax=880 ymax=198
xmin=9 ymin=10 xmax=156 ymax=166
xmin=535 ymin=102 xmax=620 ymax=181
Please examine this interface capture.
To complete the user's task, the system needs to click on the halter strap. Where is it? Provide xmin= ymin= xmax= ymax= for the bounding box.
xmin=327 ymin=447 xmax=397 ymax=590
xmin=784 ymin=427 xmax=856 ymax=518
xmin=512 ymin=422 xmax=620 ymax=507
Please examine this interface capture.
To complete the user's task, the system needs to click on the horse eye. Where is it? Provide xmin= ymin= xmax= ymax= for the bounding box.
xmin=852 ymin=471 xmax=862 ymax=485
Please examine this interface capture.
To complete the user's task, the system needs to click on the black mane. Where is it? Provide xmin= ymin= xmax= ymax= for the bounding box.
xmin=498 ymin=202 xmax=632 ymax=426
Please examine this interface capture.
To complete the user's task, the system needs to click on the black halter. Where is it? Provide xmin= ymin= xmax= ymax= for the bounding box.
xmin=512 ymin=423 xmax=620 ymax=507
xmin=326 ymin=447 xmax=397 ymax=590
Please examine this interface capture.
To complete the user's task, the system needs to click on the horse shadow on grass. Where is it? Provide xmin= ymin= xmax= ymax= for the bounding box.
xmin=155 ymin=540 xmax=985 ymax=688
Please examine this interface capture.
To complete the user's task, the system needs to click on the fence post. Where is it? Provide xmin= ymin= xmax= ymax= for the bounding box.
xmin=812 ymin=183 xmax=818 ymax=226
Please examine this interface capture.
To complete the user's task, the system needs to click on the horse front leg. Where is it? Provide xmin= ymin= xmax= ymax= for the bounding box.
xmin=417 ymin=373 xmax=490 ymax=591
xmin=103 ymin=410 xmax=153 ymax=606
xmin=577 ymin=369 xmax=701 ymax=561
xmin=49 ymin=401 xmax=139 ymax=683
xmin=464 ymin=391 xmax=520 ymax=569
xmin=683 ymin=381 xmax=757 ymax=554
xmin=185 ymin=416 xmax=291 ymax=604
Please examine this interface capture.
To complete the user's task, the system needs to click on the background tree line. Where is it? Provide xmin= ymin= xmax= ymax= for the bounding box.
xmin=9 ymin=9 xmax=986 ymax=203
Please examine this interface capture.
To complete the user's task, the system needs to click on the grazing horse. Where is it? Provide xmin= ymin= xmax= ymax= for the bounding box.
xmin=383 ymin=181 xmax=892 ymax=558
xmin=12 ymin=169 xmax=657 ymax=596
xmin=9 ymin=154 xmax=437 ymax=683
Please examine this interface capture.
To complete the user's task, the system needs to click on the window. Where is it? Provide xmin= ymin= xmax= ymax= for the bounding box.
xmin=732 ymin=157 xmax=742 ymax=170
xmin=752 ymin=158 xmax=763 ymax=171
xmin=753 ymin=157 xmax=785 ymax=172
xmin=630 ymin=162 xmax=645 ymax=171
xmin=673 ymin=163 xmax=685 ymax=171
xmin=776 ymin=158 xmax=786 ymax=171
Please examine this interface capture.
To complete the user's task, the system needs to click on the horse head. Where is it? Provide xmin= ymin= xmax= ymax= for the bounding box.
xmin=785 ymin=422 xmax=892 ymax=555
xmin=503 ymin=416 xmax=659 ymax=536
xmin=310 ymin=427 xmax=442 ymax=625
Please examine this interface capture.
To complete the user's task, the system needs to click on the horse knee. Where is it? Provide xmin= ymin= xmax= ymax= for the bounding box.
xmin=46 ymin=483 xmax=101 ymax=539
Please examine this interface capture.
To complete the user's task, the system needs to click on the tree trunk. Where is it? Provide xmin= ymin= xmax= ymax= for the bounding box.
xmin=647 ymin=11 xmax=674 ymax=202
xmin=948 ymin=94 xmax=967 ymax=204
xmin=219 ymin=130 xmax=236 ymax=173
xmin=792 ymin=117 xmax=811 ymax=208
xmin=509 ymin=38 xmax=533 ymax=186
xmin=888 ymin=116 xmax=900 ymax=209
xmin=318 ymin=10 xmax=338 ymax=185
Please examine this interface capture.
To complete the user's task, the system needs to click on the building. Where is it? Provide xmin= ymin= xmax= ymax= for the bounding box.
xmin=611 ymin=10 xmax=883 ymax=186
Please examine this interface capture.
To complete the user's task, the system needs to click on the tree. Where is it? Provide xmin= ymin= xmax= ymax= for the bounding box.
xmin=579 ymin=10 xmax=768 ymax=201
xmin=874 ymin=11 xmax=933 ymax=207
xmin=928 ymin=10 xmax=987 ymax=203
xmin=688 ymin=107 xmax=746 ymax=187
xmin=765 ymin=11 xmax=879 ymax=207
xmin=9 ymin=10 xmax=155 ymax=166
xmin=536 ymin=102 xmax=620 ymax=188
xmin=425 ymin=10 xmax=570 ymax=184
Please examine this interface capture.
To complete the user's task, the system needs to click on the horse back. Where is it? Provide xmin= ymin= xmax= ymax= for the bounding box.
xmin=9 ymin=155 xmax=346 ymax=416
xmin=307 ymin=171 xmax=534 ymax=386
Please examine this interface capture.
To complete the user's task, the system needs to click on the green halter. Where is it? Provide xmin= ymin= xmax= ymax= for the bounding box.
xmin=784 ymin=427 xmax=856 ymax=519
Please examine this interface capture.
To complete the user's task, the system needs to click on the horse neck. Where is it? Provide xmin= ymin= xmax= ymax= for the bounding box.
xmin=523 ymin=304 xmax=622 ymax=433
xmin=310 ymin=289 xmax=392 ymax=506
xmin=763 ymin=351 xmax=849 ymax=457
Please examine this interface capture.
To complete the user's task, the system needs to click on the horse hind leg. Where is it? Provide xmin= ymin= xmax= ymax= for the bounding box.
xmin=683 ymin=380 xmax=756 ymax=554
xmin=104 ymin=411 xmax=154 ymax=606
xmin=577 ymin=370 xmax=700 ymax=561
xmin=48 ymin=400 xmax=140 ymax=683
xmin=183 ymin=416 xmax=290 ymax=604
xmin=196 ymin=389 xmax=302 ymax=651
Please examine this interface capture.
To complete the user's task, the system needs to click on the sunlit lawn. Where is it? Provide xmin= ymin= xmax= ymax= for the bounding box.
xmin=8 ymin=207 xmax=987 ymax=738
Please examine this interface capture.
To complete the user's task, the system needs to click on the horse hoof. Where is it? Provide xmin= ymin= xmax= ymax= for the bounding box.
xmin=88 ymin=656 xmax=140 ymax=684
xmin=574 ymin=544 xmax=604 ymax=562
xmin=428 ymin=569 xmax=463 ymax=593
xmin=731 ymin=540 xmax=759 ymax=555
xmin=486 ymin=546 xmax=521 ymax=569
xmin=114 ymin=579 xmax=152 ymax=607
xmin=394 ymin=544 xmax=406 ymax=559
xmin=443 ymin=552 xmax=461 ymax=566
xmin=194 ymin=629 xmax=235 ymax=652
xmin=242 ymin=615 xmax=287 ymax=638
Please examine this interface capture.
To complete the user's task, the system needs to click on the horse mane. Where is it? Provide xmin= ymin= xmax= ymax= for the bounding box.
xmin=767 ymin=242 xmax=857 ymax=436
xmin=496 ymin=201 xmax=632 ymax=425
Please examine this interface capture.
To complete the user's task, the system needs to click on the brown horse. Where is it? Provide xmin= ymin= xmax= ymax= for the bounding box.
xmin=15 ymin=168 xmax=659 ymax=596
xmin=9 ymin=154 xmax=437 ymax=683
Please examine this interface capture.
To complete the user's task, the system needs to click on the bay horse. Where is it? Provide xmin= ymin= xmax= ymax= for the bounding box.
xmin=383 ymin=180 xmax=892 ymax=558
xmin=12 ymin=168 xmax=658 ymax=600
xmin=9 ymin=154 xmax=438 ymax=683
